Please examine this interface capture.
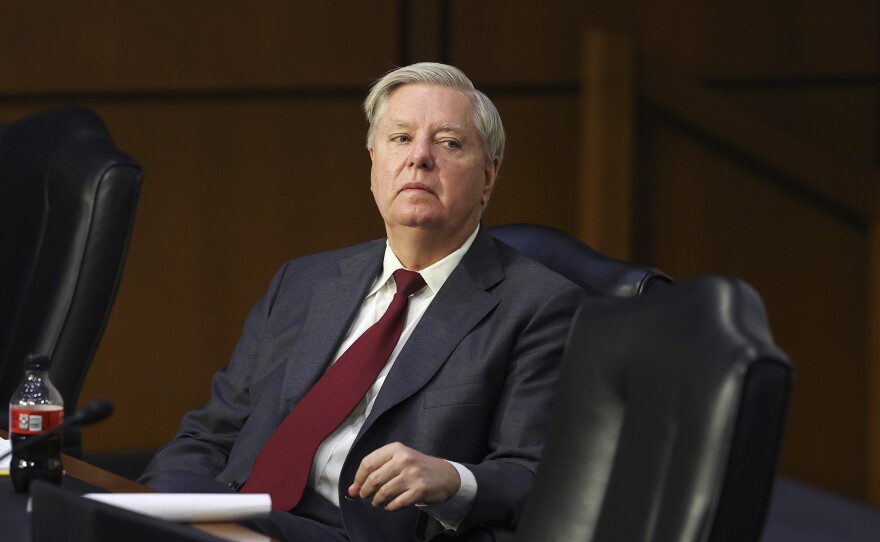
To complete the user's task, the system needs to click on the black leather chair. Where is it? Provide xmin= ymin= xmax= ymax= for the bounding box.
xmin=489 ymin=223 xmax=672 ymax=296
xmin=471 ymin=223 xmax=671 ymax=542
xmin=515 ymin=275 xmax=792 ymax=542
xmin=0 ymin=107 xmax=143 ymax=454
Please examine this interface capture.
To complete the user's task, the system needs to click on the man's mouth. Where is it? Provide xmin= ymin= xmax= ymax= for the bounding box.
xmin=400 ymin=182 xmax=433 ymax=194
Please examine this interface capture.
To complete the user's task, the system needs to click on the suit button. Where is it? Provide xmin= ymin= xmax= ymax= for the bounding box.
xmin=228 ymin=480 xmax=241 ymax=490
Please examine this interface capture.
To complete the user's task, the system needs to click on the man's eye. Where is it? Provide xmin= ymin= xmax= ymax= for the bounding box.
xmin=392 ymin=135 xmax=410 ymax=143
xmin=442 ymin=140 xmax=461 ymax=149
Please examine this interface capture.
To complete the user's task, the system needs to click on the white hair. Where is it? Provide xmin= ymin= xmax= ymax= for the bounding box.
xmin=363 ymin=62 xmax=505 ymax=164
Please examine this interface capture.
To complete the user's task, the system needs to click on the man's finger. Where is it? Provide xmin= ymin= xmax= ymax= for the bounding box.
xmin=352 ymin=443 xmax=399 ymax=487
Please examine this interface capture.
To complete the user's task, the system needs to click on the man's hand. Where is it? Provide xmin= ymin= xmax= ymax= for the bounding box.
xmin=348 ymin=442 xmax=461 ymax=511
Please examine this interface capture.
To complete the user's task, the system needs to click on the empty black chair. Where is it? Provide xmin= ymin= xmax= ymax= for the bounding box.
xmin=489 ymin=223 xmax=672 ymax=296
xmin=0 ymin=107 xmax=142 ymax=454
xmin=515 ymin=275 xmax=792 ymax=542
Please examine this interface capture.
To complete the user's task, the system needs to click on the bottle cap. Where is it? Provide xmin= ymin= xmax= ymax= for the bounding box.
xmin=24 ymin=353 xmax=51 ymax=371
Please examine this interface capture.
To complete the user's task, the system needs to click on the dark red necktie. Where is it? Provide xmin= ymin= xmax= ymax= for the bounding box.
xmin=241 ymin=269 xmax=426 ymax=510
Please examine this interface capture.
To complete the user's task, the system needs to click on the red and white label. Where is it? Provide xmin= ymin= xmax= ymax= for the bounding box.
xmin=9 ymin=405 xmax=64 ymax=435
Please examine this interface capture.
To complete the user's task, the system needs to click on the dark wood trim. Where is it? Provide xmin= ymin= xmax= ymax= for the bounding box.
xmin=640 ymin=60 xmax=875 ymax=228
xmin=643 ymin=103 xmax=870 ymax=233
xmin=705 ymin=74 xmax=879 ymax=90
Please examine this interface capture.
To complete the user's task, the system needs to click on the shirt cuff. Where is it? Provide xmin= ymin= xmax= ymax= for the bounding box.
xmin=415 ymin=461 xmax=477 ymax=532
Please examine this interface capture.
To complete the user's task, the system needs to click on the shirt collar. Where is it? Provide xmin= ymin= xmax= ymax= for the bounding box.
xmin=369 ymin=225 xmax=481 ymax=297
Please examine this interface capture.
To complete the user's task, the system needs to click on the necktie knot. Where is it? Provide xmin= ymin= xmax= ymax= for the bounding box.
xmin=393 ymin=269 xmax=426 ymax=297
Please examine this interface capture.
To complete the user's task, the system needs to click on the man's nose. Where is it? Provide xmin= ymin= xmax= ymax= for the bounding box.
xmin=407 ymin=139 xmax=434 ymax=170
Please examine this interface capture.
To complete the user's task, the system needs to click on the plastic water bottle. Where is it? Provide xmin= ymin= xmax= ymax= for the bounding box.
xmin=8 ymin=353 xmax=64 ymax=493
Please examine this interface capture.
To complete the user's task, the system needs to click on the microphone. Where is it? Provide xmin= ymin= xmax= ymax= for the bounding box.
xmin=60 ymin=399 xmax=114 ymax=428
xmin=1 ymin=399 xmax=114 ymax=460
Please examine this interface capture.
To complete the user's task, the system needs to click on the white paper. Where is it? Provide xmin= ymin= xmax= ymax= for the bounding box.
xmin=83 ymin=493 xmax=272 ymax=523
xmin=0 ymin=438 xmax=10 ymax=475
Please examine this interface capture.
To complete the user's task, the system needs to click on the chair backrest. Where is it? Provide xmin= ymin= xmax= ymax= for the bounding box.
xmin=488 ymin=223 xmax=672 ymax=296
xmin=514 ymin=275 xmax=792 ymax=542
xmin=0 ymin=107 xmax=143 ymax=424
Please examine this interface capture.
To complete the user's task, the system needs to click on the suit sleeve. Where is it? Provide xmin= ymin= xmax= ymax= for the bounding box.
xmin=138 ymin=262 xmax=290 ymax=490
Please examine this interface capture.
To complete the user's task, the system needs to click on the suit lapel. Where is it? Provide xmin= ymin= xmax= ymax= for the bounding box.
xmin=279 ymin=243 xmax=384 ymax=411
xmin=361 ymin=229 xmax=504 ymax=433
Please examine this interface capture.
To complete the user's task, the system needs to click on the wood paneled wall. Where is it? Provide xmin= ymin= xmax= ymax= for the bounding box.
xmin=631 ymin=0 xmax=878 ymax=501
xmin=1 ymin=0 xmax=877 ymax=505
xmin=0 ymin=1 xmax=585 ymax=453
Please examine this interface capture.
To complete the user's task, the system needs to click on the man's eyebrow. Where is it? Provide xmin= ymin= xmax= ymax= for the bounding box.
xmin=438 ymin=123 xmax=466 ymax=134
xmin=387 ymin=119 xmax=410 ymax=129
xmin=385 ymin=120 xmax=466 ymax=134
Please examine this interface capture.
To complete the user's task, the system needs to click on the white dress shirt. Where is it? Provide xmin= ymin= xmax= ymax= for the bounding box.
xmin=309 ymin=226 xmax=480 ymax=530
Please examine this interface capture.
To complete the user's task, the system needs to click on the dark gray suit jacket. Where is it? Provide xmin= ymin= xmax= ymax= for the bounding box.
xmin=141 ymin=228 xmax=586 ymax=541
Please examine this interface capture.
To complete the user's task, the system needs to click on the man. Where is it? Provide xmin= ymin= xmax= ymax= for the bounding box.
xmin=140 ymin=62 xmax=586 ymax=541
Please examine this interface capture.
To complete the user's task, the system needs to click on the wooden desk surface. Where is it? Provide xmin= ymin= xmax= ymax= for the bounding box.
xmin=3 ymin=430 xmax=274 ymax=542
xmin=64 ymin=456 xmax=273 ymax=541
xmin=62 ymin=453 xmax=150 ymax=493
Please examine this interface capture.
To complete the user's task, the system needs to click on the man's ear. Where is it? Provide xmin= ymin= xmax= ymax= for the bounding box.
xmin=369 ymin=147 xmax=375 ymax=162
xmin=482 ymin=157 xmax=500 ymax=204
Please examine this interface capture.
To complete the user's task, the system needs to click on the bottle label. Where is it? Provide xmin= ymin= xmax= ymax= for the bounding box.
xmin=9 ymin=406 xmax=64 ymax=435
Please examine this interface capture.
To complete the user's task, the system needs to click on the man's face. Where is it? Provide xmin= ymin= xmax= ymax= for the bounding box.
xmin=369 ymin=84 xmax=498 ymax=239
